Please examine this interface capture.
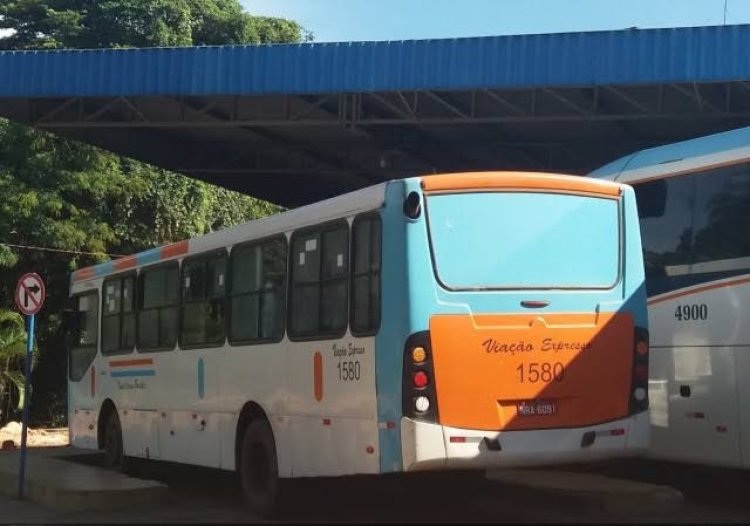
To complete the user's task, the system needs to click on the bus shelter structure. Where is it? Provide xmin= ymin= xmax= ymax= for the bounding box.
xmin=2 ymin=24 xmax=750 ymax=206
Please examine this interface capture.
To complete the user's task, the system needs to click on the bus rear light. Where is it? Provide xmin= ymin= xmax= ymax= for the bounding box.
xmin=402 ymin=332 xmax=440 ymax=423
xmin=415 ymin=396 xmax=430 ymax=412
xmin=629 ymin=327 xmax=649 ymax=415
xmin=411 ymin=346 xmax=427 ymax=364
xmin=413 ymin=371 xmax=429 ymax=388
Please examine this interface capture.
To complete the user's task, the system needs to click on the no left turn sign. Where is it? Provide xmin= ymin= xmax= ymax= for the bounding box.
xmin=15 ymin=273 xmax=46 ymax=316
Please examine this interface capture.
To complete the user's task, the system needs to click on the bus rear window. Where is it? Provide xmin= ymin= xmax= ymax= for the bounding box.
xmin=426 ymin=191 xmax=620 ymax=290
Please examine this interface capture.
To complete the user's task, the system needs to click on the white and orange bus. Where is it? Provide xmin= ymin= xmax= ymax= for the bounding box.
xmin=591 ymin=126 xmax=750 ymax=469
xmin=67 ymin=171 xmax=649 ymax=516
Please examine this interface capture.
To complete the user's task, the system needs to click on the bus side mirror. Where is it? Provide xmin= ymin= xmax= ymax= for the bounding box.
xmin=635 ymin=179 xmax=666 ymax=219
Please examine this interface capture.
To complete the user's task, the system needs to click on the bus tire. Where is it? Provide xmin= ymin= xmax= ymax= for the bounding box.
xmin=239 ymin=419 xmax=283 ymax=518
xmin=102 ymin=410 xmax=125 ymax=471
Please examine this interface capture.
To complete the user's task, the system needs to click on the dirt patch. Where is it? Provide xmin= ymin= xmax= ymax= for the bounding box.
xmin=0 ymin=422 xmax=69 ymax=449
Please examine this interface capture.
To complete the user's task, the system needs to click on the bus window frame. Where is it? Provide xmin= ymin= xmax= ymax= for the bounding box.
xmin=287 ymin=219 xmax=350 ymax=342
xmin=101 ymin=271 xmax=137 ymax=356
xmin=136 ymin=260 xmax=180 ymax=353
xmin=178 ymin=248 xmax=229 ymax=351
xmin=228 ymin=234 xmax=288 ymax=346
xmin=349 ymin=212 xmax=382 ymax=338
xmin=423 ymin=189 xmax=624 ymax=292
xmin=68 ymin=289 xmax=100 ymax=382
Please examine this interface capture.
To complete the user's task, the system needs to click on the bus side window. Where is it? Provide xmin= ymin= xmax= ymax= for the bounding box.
xmin=69 ymin=291 xmax=99 ymax=382
xmin=102 ymin=274 xmax=136 ymax=354
xmin=693 ymin=165 xmax=750 ymax=268
xmin=634 ymin=176 xmax=694 ymax=295
xmin=180 ymin=251 xmax=228 ymax=348
xmin=289 ymin=221 xmax=349 ymax=339
xmin=351 ymin=214 xmax=381 ymax=336
xmin=229 ymin=237 xmax=287 ymax=344
xmin=137 ymin=263 xmax=179 ymax=352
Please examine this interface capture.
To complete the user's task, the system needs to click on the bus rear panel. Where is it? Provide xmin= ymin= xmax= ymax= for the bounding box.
xmin=392 ymin=173 xmax=649 ymax=471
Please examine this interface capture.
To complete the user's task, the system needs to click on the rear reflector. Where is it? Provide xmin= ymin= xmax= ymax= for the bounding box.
xmin=450 ymin=436 xmax=467 ymax=443
xmin=601 ymin=428 xmax=626 ymax=436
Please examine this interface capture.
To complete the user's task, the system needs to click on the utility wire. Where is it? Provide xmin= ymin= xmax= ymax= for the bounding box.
xmin=0 ymin=242 xmax=125 ymax=258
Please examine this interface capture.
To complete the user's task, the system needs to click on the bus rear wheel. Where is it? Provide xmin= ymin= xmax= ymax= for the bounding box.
xmin=102 ymin=410 xmax=125 ymax=471
xmin=239 ymin=419 xmax=283 ymax=518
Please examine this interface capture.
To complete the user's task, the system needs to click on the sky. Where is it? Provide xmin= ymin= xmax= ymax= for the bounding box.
xmin=242 ymin=0 xmax=750 ymax=42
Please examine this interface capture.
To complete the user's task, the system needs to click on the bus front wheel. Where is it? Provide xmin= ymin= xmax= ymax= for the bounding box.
xmin=102 ymin=410 xmax=125 ymax=470
xmin=240 ymin=419 xmax=283 ymax=518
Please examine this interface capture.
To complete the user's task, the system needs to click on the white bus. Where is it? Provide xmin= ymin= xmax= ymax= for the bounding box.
xmin=591 ymin=126 xmax=750 ymax=468
xmin=68 ymin=171 xmax=650 ymax=516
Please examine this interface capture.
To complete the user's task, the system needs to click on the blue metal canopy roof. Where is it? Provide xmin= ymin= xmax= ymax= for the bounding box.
xmin=1 ymin=24 xmax=750 ymax=98
xmin=2 ymin=24 xmax=750 ymax=206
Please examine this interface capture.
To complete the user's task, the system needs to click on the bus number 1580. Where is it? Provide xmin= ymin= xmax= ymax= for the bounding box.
xmin=516 ymin=362 xmax=564 ymax=383
xmin=337 ymin=361 xmax=361 ymax=381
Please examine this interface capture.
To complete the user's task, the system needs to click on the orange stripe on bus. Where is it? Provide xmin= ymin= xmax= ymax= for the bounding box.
xmin=74 ymin=267 xmax=95 ymax=282
xmin=648 ymin=276 xmax=750 ymax=306
xmin=314 ymin=352 xmax=323 ymax=402
xmin=113 ymin=256 xmax=137 ymax=271
xmin=161 ymin=240 xmax=189 ymax=259
xmin=421 ymin=172 xmax=622 ymax=197
xmin=109 ymin=358 xmax=154 ymax=368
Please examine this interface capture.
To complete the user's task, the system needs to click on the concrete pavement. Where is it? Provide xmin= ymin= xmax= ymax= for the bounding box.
xmin=0 ymin=447 xmax=169 ymax=512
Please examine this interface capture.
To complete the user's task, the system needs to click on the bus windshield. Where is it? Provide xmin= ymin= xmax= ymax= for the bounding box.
xmin=426 ymin=191 xmax=620 ymax=290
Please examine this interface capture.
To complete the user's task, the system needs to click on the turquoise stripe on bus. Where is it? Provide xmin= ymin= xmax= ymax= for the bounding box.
xmin=138 ymin=247 xmax=162 ymax=266
xmin=95 ymin=261 xmax=113 ymax=277
xmin=375 ymin=180 xmax=411 ymax=473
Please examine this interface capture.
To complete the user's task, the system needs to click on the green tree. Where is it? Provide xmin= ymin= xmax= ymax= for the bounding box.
xmin=0 ymin=310 xmax=37 ymax=425
xmin=0 ymin=0 xmax=303 ymax=425
xmin=0 ymin=0 xmax=310 ymax=50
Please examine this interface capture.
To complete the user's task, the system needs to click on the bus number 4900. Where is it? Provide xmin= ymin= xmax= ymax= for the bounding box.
xmin=674 ymin=303 xmax=708 ymax=321
xmin=516 ymin=362 xmax=564 ymax=383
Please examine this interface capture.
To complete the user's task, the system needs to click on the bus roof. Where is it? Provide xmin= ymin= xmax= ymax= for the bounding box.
xmin=71 ymin=170 xmax=624 ymax=286
xmin=590 ymin=125 xmax=750 ymax=184
xmin=421 ymin=171 xmax=622 ymax=197
xmin=71 ymin=181 xmax=388 ymax=285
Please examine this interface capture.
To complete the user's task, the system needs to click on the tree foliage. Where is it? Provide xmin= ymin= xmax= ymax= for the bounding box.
xmin=0 ymin=0 xmax=303 ymax=425
xmin=0 ymin=310 xmax=37 ymax=424
xmin=0 ymin=0 xmax=311 ymax=49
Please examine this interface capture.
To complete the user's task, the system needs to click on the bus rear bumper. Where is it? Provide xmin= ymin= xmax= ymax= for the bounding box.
xmin=401 ymin=412 xmax=649 ymax=472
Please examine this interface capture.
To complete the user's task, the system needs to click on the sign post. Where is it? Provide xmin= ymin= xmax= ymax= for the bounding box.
xmin=14 ymin=273 xmax=45 ymax=499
